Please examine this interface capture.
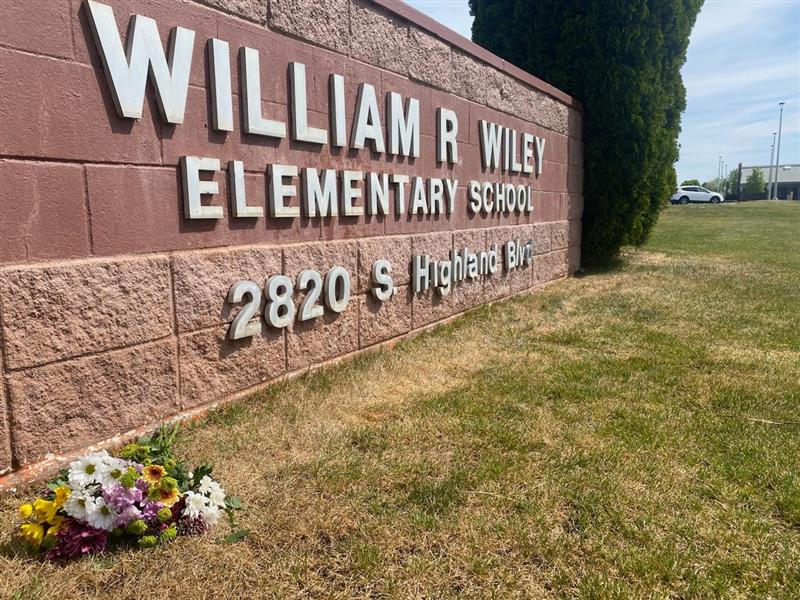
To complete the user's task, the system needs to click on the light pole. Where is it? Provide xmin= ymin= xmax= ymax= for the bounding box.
xmin=773 ymin=102 xmax=785 ymax=199
xmin=767 ymin=132 xmax=777 ymax=199
xmin=717 ymin=155 xmax=722 ymax=190
xmin=722 ymin=161 xmax=727 ymax=195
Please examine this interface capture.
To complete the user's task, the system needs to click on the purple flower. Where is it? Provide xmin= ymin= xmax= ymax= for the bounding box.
xmin=46 ymin=518 xmax=108 ymax=561
xmin=135 ymin=478 xmax=149 ymax=494
xmin=114 ymin=505 xmax=143 ymax=528
xmin=141 ymin=500 xmax=163 ymax=524
xmin=102 ymin=484 xmax=143 ymax=511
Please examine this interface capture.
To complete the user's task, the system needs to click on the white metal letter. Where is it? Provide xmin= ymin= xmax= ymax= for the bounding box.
xmin=522 ymin=133 xmax=534 ymax=174
xmin=341 ymin=171 xmax=364 ymax=216
xmin=387 ymin=92 xmax=420 ymax=157
xmin=290 ymin=62 xmax=327 ymax=144
xmin=269 ymin=164 xmax=299 ymax=218
xmin=303 ymin=168 xmax=338 ymax=217
xmin=85 ymin=0 xmax=194 ymax=123
xmin=181 ymin=156 xmax=222 ymax=219
xmin=329 ymin=74 xmax=346 ymax=147
xmin=437 ymin=108 xmax=459 ymax=164
xmin=208 ymin=39 xmax=233 ymax=132
xmin=240 ymin=47 xmax=286 ymax=138
xmin=367 ymin=172 xmax=389 ymax=215
xmin=351 ymin=83 xmax=385 ymax=153
xmin=479 ymin=120 xmax=503 ymax=169
xmin=229 ymin=160 xmax=263 ymax=218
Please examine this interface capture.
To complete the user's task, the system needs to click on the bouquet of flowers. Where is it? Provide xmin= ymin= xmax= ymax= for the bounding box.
xmin=15 ymin=425 xmax=243 ymax=560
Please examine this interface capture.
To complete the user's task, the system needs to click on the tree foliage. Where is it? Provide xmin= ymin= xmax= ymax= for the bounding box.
xmin=744 ymin=168 xmax=766 ymax=194
xmin=725 ymin=169 xmax=739 ymax=194
xmin=470 ymin=0 xmax=703 ymax=267
xmin=681 ymin=179 xmax=701 ymax=186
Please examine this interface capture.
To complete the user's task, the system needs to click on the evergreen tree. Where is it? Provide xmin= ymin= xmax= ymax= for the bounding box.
xmin=724 ymin=169 xmax=739 ymax=195
xmin=681 ymin=179 xmax=701 ymax=186
xmin=470 ymin=0 xmax=703 ymax=267
xmin=744 ymin=168 xmax=766 ymax=195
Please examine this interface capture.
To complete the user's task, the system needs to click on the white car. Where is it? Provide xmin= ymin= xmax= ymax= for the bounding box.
xmin=670 ymin=186 xmax=723 ymax=204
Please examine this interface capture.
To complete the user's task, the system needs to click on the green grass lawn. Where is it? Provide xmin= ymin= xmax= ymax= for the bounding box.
xmin=2 ymin=201 xmax=800 ymax=599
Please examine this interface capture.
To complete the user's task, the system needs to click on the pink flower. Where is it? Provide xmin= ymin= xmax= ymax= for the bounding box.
xmin=46 ymin=518 xmax=108 ymax=561
xmin=102 ymin=484 xmax=143 ymax=511
xmin=114 ymin=505 xmax=143 ymax=527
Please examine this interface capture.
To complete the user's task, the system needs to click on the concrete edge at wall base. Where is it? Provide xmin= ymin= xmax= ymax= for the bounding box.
xmin=0 ymin=275 xmax=569 ymax=496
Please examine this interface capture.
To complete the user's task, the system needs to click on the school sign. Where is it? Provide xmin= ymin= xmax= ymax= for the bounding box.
xmin=0 ymin=0 xmax=583 ymax=483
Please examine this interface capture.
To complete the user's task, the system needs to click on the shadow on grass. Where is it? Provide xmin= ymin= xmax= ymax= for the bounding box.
xmin=573 ymin=256 xmax=628 ymax=278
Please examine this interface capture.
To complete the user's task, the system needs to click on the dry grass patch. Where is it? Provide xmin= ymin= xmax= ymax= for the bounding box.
xmin=2 ymin=201 xmax=800 ymax=598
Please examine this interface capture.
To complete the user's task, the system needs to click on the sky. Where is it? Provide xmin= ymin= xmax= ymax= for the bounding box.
xmin=407 ymin=0 xmax=800 ymax=184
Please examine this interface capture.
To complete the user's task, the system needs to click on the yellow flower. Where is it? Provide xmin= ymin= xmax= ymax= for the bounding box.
xmin=142 ymin=464 xmax=167 ymax=487
xmin=49 ymin=516 xmax=66 ymax=533
xmin=156 ymin=487 xmax=180 ymax=508
xmin=18 ymin=504 xmax=33 ymax=520
xmin=19 ymin=523 xmax=44 ymax=548
xmin=32 ymin=499 xmax=57 ymax=524
xmin=53 ymin=486 xmax=71 ymax=508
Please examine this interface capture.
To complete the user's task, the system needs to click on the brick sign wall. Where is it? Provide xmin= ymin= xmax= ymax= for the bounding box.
xmin=0 ymin=0 xmax=583 ymax=483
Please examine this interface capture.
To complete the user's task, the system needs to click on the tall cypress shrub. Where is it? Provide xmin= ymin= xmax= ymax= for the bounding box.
xmin=470 ymin=0 xmax=703 ymax=267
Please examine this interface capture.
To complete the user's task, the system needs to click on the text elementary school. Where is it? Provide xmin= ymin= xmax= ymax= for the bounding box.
xmin=0 ymin=0 xmax=583 ymax=485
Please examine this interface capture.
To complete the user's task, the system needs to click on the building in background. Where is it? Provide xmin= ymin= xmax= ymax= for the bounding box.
xmin=735 ymin=164 xmax=800 ymax=200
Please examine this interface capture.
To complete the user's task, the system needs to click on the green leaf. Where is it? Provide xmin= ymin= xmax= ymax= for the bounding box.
xmin=217 ymin=529 xmax=249 ymax=545
xmin=225 ymin=496 xmax=243 ymax=510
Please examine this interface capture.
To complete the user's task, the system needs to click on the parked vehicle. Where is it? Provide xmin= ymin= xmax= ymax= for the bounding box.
xmin=670 ymin=186 xmax=723 ymax=204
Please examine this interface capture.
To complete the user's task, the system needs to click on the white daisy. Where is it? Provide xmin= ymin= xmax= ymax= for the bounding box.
xmin=182 ymin=491 xmax=208 ymax=521
xmin=63 ymin=489 xmax=93 ymax=521
xmin=86 ymin=496 xmax=117 ymax=531
xmin=198 ymin=476 xmax=226 ymax=508
xmin=96 ymin=456 xmax=128 ymax=488
xmin=207 ymin=484 xmax=226 ymax=509
xmin=68 ymin=451 xmax=111 ymax=488
xmin=198 ymin=475 xmax=214 ymax=495
xmin=201 ymin=503 xmax=221 ymax=527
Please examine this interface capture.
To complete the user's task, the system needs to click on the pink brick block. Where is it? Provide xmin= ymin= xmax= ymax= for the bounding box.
xmin=350 ymin=0 xmax=410 ymax=76
xmin=568 ymin=137 xmax=584 ymax=167
xmin=0 ymin=48 xmax=161 ymax=164
xmin=532 ymin=222 xmax=552 ymax=255
xmin=359 ymin=287 xmax=412 ymax=347
xmin=452 ymin=229 xmax=488 ymax=311
xmin=0 ymin=255 xmax=173 ymax=369
xmin=551 ymin=221 xmax=569 ymax=250
xmin=172 ymin=245 xmax=283 ymax=333
xmin=269 ymin=0 xmax=350 ymax=55
xmin=0 ymin=160 xmax=91 ymax=264
xmin=357 ymin=235 xmax=412 ymax=292
xmin=566 ymin=193 xmax=584 ymax=221
xmin=1 ymin=0 xmax=74 ymax=59
xmin=568 ymin=165 xmax=584 ymax=194
xmin=7 ymin=339 xmax=179 ymax=464
xmin=179 ymin=323 xmax=285 ymax=408
xmin=532 ymin=192 xmax=562 ymax=223
xmin=568 ymin=245 xmax=581 ymax=274
xmin=485 ymin=225 xmax=533 ymax=301
xmin=536 ymin=161 xmax=568 ymax=193
xmin=546 ymin=133 xmax=569 ymax=166
xmin=410 ymin=231 xmax=456 ymax=328
xmin=568 ymin=219 xmax=582 ymax=248
xmin=284 ymin=240 xmax=359 ymax=370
